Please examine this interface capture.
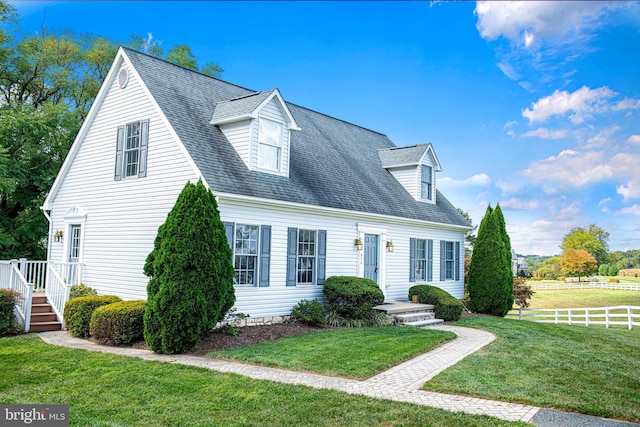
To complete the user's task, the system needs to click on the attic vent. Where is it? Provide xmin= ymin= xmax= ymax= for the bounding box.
xmin=118 ymin=68 xmax=129 ymax=89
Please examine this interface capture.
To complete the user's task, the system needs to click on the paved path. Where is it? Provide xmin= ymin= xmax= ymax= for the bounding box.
xmin=38 ymin=325 xmax=640 ymax=426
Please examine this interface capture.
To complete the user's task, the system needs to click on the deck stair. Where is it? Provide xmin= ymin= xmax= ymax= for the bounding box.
xmin=29 ymin=292 xmax=62 ymax=332
xmin=374 ymin=300 xmax=444 ymax=327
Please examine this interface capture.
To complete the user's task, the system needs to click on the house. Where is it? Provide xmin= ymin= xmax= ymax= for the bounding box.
xmin=41 ymin=47 xmax=471 ymax=322
xmin=511 ymin=250 xmax=530 ymax=277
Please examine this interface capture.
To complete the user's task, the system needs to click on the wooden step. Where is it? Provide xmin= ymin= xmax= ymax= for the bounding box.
xmin=404 ymin=318 xmax=444 ymax=327
xmin=29 ymin=321 xmax=62 ymax=332
xmin=31 ymin=312 xmax=58 ymax=322
xmin=32 ymin=294 xmax=47 ymax=304
xmin=31 ymin=303 xmax=54 ymax=313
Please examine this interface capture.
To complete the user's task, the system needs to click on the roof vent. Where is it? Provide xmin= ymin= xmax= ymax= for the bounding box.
xmin=118 ymin=68 xmax=129 ymax=89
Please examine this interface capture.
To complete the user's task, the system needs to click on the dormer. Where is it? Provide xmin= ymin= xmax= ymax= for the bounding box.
xmin=210 ymin=89 xmax=300 ymax=177
xmin=378 ymin=143 xmax=442 ymax=204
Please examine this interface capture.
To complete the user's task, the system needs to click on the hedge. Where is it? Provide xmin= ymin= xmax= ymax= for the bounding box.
xmin=408 ymin=285 xmax=463 ymax=321
xmin=69 ymin=284 xmax=98 ymax=300
xmin=0 ymin=289 xmax=21 ymax=337
xmin=63 ymin=295 xmax=122 ymax=337
xmin=323 ymin=276 xmax=384 ymax=319
xmin=90 ymin=300 xmax=146 ymax=345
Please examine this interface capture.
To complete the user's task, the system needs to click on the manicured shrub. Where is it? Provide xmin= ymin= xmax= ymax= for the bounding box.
xmin=323 ymin=276 xmax=384 ymax=320
xmin=325 ymin=310 xmax=390 ymax=328
xmin=408 ymin=285 xmax=463 ymax=321
xmin=467 ymin=204 xmax=514 ymax=317
xmin=90 ymin=300 xmax=146 ymax=345
xmin=69 ymin=284 xmax=98 ymax=300
xmin=0 ymin=289 xmax=21 ymax=337
xmin=291 ymin=299 xmax=325 ymax=326
xmin=144 ymin=180 xmax=235 ymax=354
xmin=63 ymin=295 xmax=122 ymax=337
xmin=512 ymin=277 xmax=535 ymax=309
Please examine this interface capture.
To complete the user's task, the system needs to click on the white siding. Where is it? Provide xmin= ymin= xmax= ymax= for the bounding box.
xmin=388 ymin=166 xmax=417 ymax=198
xmin=219 ymin=120 xmax=251 ymax=168
xmin=250 ymin=99 xmax=291 ymax=177
xmin=48 ymin=62 xmax=199 ymax=300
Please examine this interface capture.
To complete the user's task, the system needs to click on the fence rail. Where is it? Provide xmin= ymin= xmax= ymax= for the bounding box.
xmin=0 ymin=260 xmax=34 ymax=332
xmin=507 ymin=305 xmax=640 ymax=330
xmin=527 ymin=281 xmax=640 ymax=291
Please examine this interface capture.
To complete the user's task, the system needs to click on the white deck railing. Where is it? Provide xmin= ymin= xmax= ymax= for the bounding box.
xmin=527 ymin=281 xmax=640 ymax=291
xmin=0 ymin=259 xmax=83 ymax=331
xmin=0 ymin=260 xmax=34 ymax=332
xmin=508 ymin=306 xmax=640 ymax=330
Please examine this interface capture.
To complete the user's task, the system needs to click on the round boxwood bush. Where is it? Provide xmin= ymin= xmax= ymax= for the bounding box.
xmin=291 ymin=299 xmax=325 ymax=326
xmin=323 ymin=276 xmax=384 ymax=320
xmin=90 ymin=300 xmax=146 ymax=345
xmin=408 ymin=285 xmax=463 ymax=321
xmin=63 ymin=295 xmax=122 ymax=337
xmin=69 ymin=284 xmax=98 ymax=300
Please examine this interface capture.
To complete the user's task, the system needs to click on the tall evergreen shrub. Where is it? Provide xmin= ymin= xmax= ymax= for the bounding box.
xmin=467 ymin=204 xmax=513 ymax=316
xmin=144 ymin=180 xmax=235 ymax=354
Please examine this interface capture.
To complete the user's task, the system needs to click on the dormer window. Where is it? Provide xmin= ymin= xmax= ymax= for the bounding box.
xmin=421 ymin=165 xmax=432 ymax=200
xmin=258 ymin=117 xmax=283 ymax=171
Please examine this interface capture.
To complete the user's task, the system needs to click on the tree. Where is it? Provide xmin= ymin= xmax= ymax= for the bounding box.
xmin=457 ymin=208 xmax=476 ymax=257
xmin=560 ymin=224 xmax=609 ymax=267
xmin=143 ymin=180 xmax=235 ymax=354
xmin=467 ymin=205 xmax=514 ymax=316
xmin=533 ymin=256 xmax=562 ymax=279
xmin=561 ymin=248 xmax=597 ymax=282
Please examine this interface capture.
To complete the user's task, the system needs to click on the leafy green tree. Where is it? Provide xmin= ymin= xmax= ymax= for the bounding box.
xmin=560 ymin=224 xmax=609 ymax=267
xmin=144 ymin=180 xmax=235 ymax=354
xmin=533 ymin=256 xmax=562 ymax=279
xmin=467 ymin=205 xmax=513 ymax=316
xmin=561 ymin=248 xmax=597 ymax=282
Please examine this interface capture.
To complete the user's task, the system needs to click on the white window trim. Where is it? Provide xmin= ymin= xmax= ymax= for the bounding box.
xmin=123 ymin=121 xmax=142 ymax=178
xmin=444 ymin=240 xmax=455 ymax=281
xmin=296 ymin=228 xmax=318 ymax=286
xmin=415 ymin=238 xmax=428 ymax=282
xmin=257 ymin=116 xmax=284 ymax=173
xmin=420 ymin=165 xmax=433 ymax=202
xmin=61 ymin=206 xmax=87 ymax=265
xmin=232 ymin=223 xmax=261 ymax=287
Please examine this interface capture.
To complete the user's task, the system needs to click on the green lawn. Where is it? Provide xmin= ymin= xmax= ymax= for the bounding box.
xmin=522 ymin=288 xmax=640 ymax=309
xmin=0 ymin=334 xmax=525 ymax=427
xmin=424 ymin=317 xmax=640 ymax=422
xmin=210 ymin=326 xmax=455 ymax=379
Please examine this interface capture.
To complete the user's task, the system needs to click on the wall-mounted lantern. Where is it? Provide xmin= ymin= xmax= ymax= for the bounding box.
xmin=354 ymin=238 xmax=363 ymax=251
xmin=53 ymin=230 xmax=64 ymax=242
xmin=386 ymin=240 xmax=394 ymax=253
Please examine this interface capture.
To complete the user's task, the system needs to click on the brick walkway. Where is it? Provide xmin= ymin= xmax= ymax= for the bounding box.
xmin=39 ymin=325 xmax=541 ymax=423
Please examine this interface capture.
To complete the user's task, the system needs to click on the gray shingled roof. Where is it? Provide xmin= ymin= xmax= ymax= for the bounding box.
xmin=123 ymin=48 xmax=470 ymax=228
xmin=378 ymin=144 xmax=430 ymax=168
xmin=210 ymin=90 xmax=274 ymax=123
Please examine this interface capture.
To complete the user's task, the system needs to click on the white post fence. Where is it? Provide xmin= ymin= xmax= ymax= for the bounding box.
xmin=509 ymin=305 xmax=640 ymax=330
xmin=0 ymin=260 xmax=34 ymax=332
xmin=526 ymin=281 xmax=640 ymax=291
xmin=45 ymin=264 xmax=71 ymax=328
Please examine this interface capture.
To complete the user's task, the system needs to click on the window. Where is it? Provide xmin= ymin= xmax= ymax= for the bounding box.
xmin=440 ymin=240 xmax=460 ymax=281
xmin=415 ymin=239 xmax=427 ymax=281
xmin=124 ymin=122 xmax=141 ymax=177
xmin=297 ymin=229 xmax=316 ymax=285
xmin=410 ymin=238 xmax=432 ymax=282
xmin=223 ymin=223 xmax=271 ymax=287
xmin=421 ymin=165 xmax=432 ymax=200
xmin=258 ymin=117 xmax=283 ymax=170
xmin=115 ymin=119 xmax=149 ymax=180
xmin=287 ymin=228 xmax=327 ymax=286
xmin=234 ymin=224 xmax=259 ymax=286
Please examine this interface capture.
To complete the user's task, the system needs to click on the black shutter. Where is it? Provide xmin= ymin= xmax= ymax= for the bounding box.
xmin=317 ymin=230 xmax=327 ymax=285
xmin=114 ymin=125 xmax=124 ymax=181
xmin=455 ymin=241 xmax=461 ymax=281
xmin=138 ymin=119 xmax=150 ymax=178
xmin=409 ymin=238 xmax=416 ymax=282
xmin=286 ymin=227 xmax=297 ymax=286
xmin=440 ymin=240 xmax=446 ymax=281
xmin=259 ymin=225 xmax=271 ymax=287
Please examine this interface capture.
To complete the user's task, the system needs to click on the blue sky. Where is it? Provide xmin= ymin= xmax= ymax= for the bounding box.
xmin=11 ymin=1 xmax=640 ymax=256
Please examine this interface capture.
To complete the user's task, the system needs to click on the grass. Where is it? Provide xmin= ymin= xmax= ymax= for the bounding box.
xmin=424 ymin=317 xmax=640 ymax=422
xmin=523 ymin=288 xmax=640 ymax=309
xmin=210 ymin=326 xmax=455 ymax=379
xmin=0 ymin=334 xmax=526 ymax=427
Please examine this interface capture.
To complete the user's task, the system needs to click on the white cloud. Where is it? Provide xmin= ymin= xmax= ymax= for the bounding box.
xmin=627 ymin=134 xmax=640 ymax=145
xmin=618 ymin=204 xmax=640 ymax=216
xmin=500 ymin=197 xmax=540 ymax=210
xmin=522 ymin=86 xmax=617 ymax=124
xmin=521 ymin=150 xmax=613 ymax=188
xmin=611 ymin=152 xmax=640 ymax=201
xmin=522 ymin=127 xmax=568 ymax=139
xmin=475 ymin=1 xmax=625 ymax=46
xmin=497 ymin=62 xmax=520 ymax=80
xmin=438 ymin=173 xmax=492 ymax=187
xmin=586 ymin=124 xmax=620 ymax=147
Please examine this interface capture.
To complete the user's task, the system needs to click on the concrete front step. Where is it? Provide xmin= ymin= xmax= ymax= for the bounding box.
xmin=395 ymin=311 xmax=436 ymax=324
xmin=404 ymin=318 xmax=445 ymax=327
